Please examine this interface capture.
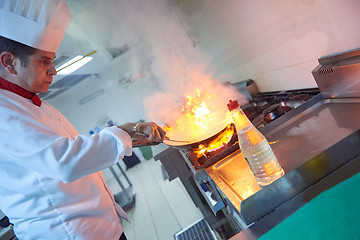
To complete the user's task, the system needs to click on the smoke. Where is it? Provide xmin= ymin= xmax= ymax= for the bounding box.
xmin=68 ymin=0 xmax=247 ymax=137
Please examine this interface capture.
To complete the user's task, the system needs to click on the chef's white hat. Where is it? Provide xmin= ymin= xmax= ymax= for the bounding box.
xmin=0 ymin=0 xmax=72 ymax=52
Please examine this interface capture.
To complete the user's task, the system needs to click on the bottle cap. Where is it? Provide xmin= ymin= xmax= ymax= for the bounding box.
xmin=227 ymin=100 xmax=239 ymax=111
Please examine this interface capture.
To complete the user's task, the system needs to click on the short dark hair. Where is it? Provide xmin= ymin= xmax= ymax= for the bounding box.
xmin=0 ymin=36 xmax=37 ymax=67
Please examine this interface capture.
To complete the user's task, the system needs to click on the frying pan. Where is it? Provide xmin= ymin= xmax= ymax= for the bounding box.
xmin=132 ymin=122 xmax=233 ymax=150
xmin=162 ymin=123 xmax=235 ymax=151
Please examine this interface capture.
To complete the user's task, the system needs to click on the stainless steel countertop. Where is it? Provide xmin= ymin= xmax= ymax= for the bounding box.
xmin=265 ymin=97 xmax=360 ymax=171
xmin=204 ymin=94 xmax=360 ymax=239
xmin=230 ymin=154 xmax=360 ymax=240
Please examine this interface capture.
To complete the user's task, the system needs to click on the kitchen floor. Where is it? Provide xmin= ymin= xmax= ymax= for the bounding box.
xmin=105 ymin=145 xmax=204 ymax=240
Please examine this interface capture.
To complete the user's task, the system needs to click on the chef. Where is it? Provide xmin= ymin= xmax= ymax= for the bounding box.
xmin=0 ymin=1 xmax=166 ymax=240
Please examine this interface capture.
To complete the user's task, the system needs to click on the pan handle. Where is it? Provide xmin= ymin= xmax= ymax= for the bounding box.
xmin=132 ymin=132 xmax=189 ymax=147
xmin=132 ymin=139 xmax=162 ymax=148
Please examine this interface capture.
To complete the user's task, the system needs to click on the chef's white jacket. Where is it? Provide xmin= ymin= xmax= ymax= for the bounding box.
xmin=0 ymin=89 xmax=133 ymax=240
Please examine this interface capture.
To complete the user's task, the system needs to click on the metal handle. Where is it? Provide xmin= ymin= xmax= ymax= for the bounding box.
xmin=132 ymin=139 xmax=161 ymax=148
xmin=132 ymin=132 xmax=189 ymax=146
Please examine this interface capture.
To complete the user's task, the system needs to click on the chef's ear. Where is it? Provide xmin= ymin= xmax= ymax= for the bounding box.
xmin=0 ymin=52 xmax=17 ymax=74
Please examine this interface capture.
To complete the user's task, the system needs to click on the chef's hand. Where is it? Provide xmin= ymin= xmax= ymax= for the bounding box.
xmin=118 ymin=122 xmax=166 ymax=143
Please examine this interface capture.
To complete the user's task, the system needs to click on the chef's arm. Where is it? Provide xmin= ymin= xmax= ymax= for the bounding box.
xmin=1 ymin=127 xmax=132 ymax=183
xmin=1 ymin=123 xmax=164 ymax=183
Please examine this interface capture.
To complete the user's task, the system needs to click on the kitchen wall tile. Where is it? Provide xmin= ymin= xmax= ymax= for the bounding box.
xmin=207 ymin=51 xmax=249 ymax=82
xmin=182 ymin=0 xmax=359 ymax=91
xmin=230 ymin=0 xmax=253 ymax=14
xmin=305 ymin=5 xmax=346 ymax=57
xmin=195 ymin=14 xmax=223 ymax=52
xmin=200 ymin=23 xmax=250 ymax=82
xmin=207 ymin=0 xmax=238 ymax=30
xmin=274 ymin=34 xmax=319 ymax=67
xmin=327 ymin=0 xmax=360 ymax=51
xmin=240 ymin=50 xmax=279 ymax=77
xmin=235 ymin=0 xmax=272 ymax=41
xmin=253 ymin=60 xmax=319 ymax=92
xmin=180 ymin=0 xmax=210 ymax=19
xmin=180 ymin=0 xmax=211 ymax=39
xmin=176 ymin=0 xmax=189 ymax=15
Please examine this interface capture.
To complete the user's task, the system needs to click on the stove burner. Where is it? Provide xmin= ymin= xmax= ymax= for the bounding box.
xmin=242 ymin=88 xmax=320 ymax=128
xmin=263 ymin=103 xmax=292 ymax=123
xmin=186 ymin=142 xmax=239 ymax=169
xmin=184 ymin=124 xmax=239 ymax=169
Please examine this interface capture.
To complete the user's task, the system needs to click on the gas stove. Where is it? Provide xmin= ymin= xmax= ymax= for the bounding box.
xmin=181 ymin=87 xmax=320 ymax=170
xmin=242 ymin=88 xmax=320 ymax=129
xmin=155 ymin=48 xmax=360 ymax=240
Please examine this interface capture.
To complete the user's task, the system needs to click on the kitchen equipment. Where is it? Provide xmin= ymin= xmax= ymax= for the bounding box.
xmin=262 ymin=103 xmax=292 ymax=123
xmin=231 ymin=80 xmax=259 ymax=101
xmin=257 ymin=172 xmax=360 ymax=240
xmin=229 ymin=131 xmax=360 ymax=240
xmin=164 ymin=120 xmax=230 ymax=147
xmin=163 ymin=125 xmax=231 ymax=148
xmin=312 ymin=47 xmax=360 ymax=98
xmin=165 ymin=123 xmax=239 ymax=169
xmin=132 ymin=135 xmax=190 ymax=148
xmin=155 ymin=48 xmax=360 ymax=240
xmin=164 ymin=137 xmax=190 ymax=143
xmin=155 ymin=87 xmax=321 ymax=238
xmin=109 ymin=163 xmax=135 ymax=211
xmin=133 ymin=124 xmax=239 ymax=169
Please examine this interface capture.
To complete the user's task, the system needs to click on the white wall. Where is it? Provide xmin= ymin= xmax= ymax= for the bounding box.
xmin=47 ymin=66 xmax=161 ymax=134
xmin=49 ymin=0 xmax=360 ymax=133
xmin=177 ymin=0 xmax=360 ymax=92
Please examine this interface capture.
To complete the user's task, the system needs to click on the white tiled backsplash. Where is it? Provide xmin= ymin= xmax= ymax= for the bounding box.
xmin=178 ymin=0 xmax=360 ymax=92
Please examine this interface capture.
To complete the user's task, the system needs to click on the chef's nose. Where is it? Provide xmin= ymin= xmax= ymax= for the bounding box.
xmin=47 ymin=63 xmax=57 ymax=76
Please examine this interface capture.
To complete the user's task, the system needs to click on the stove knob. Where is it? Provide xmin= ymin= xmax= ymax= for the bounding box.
xmin=200 ymin=182 xmax=209 ymax=192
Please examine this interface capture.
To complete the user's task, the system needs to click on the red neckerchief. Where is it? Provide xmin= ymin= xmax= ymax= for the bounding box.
xmin=0 ymin=76 xmax=41 ymax=107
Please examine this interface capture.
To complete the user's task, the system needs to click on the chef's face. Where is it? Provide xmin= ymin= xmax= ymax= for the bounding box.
xmin=15 ymin=49 xmax=57 ymax=93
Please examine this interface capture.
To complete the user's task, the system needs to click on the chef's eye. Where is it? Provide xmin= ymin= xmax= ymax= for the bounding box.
xmin=40 ymin=60 xmax=52 ymax=65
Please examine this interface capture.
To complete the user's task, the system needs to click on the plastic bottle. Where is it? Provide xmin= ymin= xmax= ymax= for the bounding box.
xmin=227 ymin=100 xmax=284 ymax=186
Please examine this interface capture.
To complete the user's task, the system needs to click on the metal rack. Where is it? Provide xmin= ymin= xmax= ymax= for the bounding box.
xmin=109 ymin=163 xmax=135 ymax=211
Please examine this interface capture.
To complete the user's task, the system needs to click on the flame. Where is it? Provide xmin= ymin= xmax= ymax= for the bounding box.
xmin=192 ymin=124 xmax=236 ymax=159
xmin=164 ymin=89 xmax=233 ymax=142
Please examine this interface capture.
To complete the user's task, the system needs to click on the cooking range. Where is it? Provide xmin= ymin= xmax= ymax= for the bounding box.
xmin=183 ymin=87 xmax=320 ymax=171
xmin=243 ymin=88 xmax=320 ymax=128
xmin=155 ymin=48 xmax=360 ymax=239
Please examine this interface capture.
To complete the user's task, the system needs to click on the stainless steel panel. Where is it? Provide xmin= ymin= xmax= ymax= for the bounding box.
xmin=206 ymin=96 xmax=360 ymax=225
xmin=312 ymin=48 xmax=360 ymax=98
xmin=241 ymin=129 xmax=360 ymax=224
xmin=230 ymin=145 xmax=360 ymax=240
